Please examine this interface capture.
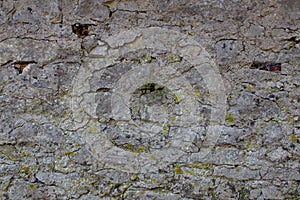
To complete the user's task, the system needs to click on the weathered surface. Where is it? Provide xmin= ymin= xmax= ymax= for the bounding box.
xmin=0 ymin=0 xmax=299 ymax=199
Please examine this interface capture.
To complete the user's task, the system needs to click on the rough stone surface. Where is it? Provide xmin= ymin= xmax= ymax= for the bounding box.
xmin=0 ymin=0 xmax=299 ymax=199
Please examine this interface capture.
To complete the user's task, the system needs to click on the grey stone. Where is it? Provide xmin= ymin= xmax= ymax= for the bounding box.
xmin=216 ymin=39 xmax=244 ymax=65
xmin=0 ymin=0 xmax=299 ymax=199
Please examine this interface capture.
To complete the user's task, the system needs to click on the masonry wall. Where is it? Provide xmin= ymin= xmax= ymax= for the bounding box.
xmin=0 ymin=0 xmax=299 ymax=199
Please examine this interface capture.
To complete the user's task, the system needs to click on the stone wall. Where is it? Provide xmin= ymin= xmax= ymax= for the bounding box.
xmin=0 ymin=0 xmax=299 ymax=199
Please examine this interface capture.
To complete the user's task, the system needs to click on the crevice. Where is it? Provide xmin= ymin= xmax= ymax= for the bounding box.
xmin=12 ymin=60 xmax=37 ymax=74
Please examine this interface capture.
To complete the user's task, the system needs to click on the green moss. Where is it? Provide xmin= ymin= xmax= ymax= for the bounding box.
xmin=173 ymin=94 xmax=180 ymax=104
xmin=170 ymin=116 xmax=176 ymax=121
xmin=29 ymin=184 xmax=37 ymax=190
xmin=168 ymin=54 xmax=181 ymax=62
xmin=239 ymin=188 xmax=250 ymax=200
xmin=21 ymin=166 xmax=30 ymax=173
xmin=246 ymin=141 xmax=253 ymax=148
xmin=125 ymin=143 xmax=134 ymax=150
xmin=191 ymin=162 xmax=211 ymax=170
xmin=289 ymin=41 xmax=296 ymax=48
xmin=174 ymin=57 xmax=181 ymax=62
xmin=124 ymin=143 xmax=147 ymax=153
xmin=64 ymin=151 xmax=75 ymax=156
xmin=1 ymin=146 xmax=21 ymax=161
xmin=247 ymin=84 xmax=254 ymax=90
xmin=186 ymin=169 xmax=195 ymax=176
xmin=290 ymin=134 xmax=298 ymax=143
xmin=162 ymin=123 xmax=170 ymax=136
xmin=73 ymin=142 xmax=79 ymax=147
xmin=88 ymin=127 xmax=97 ymax=134
xmin=168 ymin=54 xmax=174 ymax=60
xmin=145 ymin=54 xmax=152 ymax=61
xmin=174 ymin=164 xmax=183 ymax=174
xmin=134 ymin=145 xmax=147 ymax=153
xmin=108 ymin=3 xmax=115 ymax=9
xmin=130 ymin=174 xmax=138 ymax=181
xmin=50 ymin=18 xmax=60 ymax=24
xmin=226 ymin=112 xmax=236 ymax=123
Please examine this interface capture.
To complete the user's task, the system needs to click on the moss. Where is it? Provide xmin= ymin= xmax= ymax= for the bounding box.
xmin=50 ymin=18 xmax=60 ymax=24
xmin=73 ymin=142 xmax=79 ymax=147
xmin=29 ymin=184 xmax=37 ymax=190
xmin=64 ymin=151 xmax=75 ymax=156
xmin=173 ymin=94 xmax=180 ymax=104
xmin=186 ymin=169 xmax=195 ymax=176
xmin=290 ymin=134 xmax=298 ymax=143
xmin=88 ymin=127 xmax=97 ymax=134
xmin=125 ymin=143 xmax=134 ymax=150
xmin=188 ymin=31 xmax=195 ymax=36
xmin=247 ymin=84 xmax=254 ymax=90
xmin=174 ymin=164 xmax=183 ymax=174
xmin=1 ymin=146 xmax=21 ymax=161
xmin=174 ymin=57 xmax=181 ymax=62
xmin=168 ymin=54 xmax=174 ymax=60
xmin=289 ymin=41 xmax=296 ymax=48
xmin=168 ymin=54 xmax=181 ymax=62
xmin=150 ymin=179 xmax=158 ymax=183
xmin=134 ymin=145 xmax=147 ymax=153
xmin=195 ymin=91 xmax=201 ymax=97
xmin=21 ymin=166 xmax=30 ymax=173
xmin=204 ymin=185 xmax=210 ymax=190
xmin=191 ymin=162 xmax=211 ymax=170
xmin=145 ymin=54 xmax=152 ymax=61
xmin=239 ymin=188 xmax=250 ymax=200
xmin=170 ymin=116 xmax=176 ymax=121
xmin=130 ymin=174 xmax=138 ymax=181
xmin=124 ymin=143 xmax=147 ymax=153
xmin=162 ymin=123 xmax=170 ymax=136
xmin=1 ymin=80 xmax=6 ymax=92
xmin=226 ymin=112 xmax=236 ymax=123
xmin=246 ymin=141 xmax=253 ymax=148
xmin=87 ymin=120 xmax=94 ymax=126
xmin=108 ymin=3 xmax=115 ymax=9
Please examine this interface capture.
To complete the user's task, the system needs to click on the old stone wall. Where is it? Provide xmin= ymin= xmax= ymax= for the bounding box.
xmin=0 ymin=0 xmax=299 ymax=199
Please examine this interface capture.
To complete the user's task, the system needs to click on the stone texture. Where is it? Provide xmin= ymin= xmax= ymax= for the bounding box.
xmin=0 ymin=0 xmax=299 ymax=199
